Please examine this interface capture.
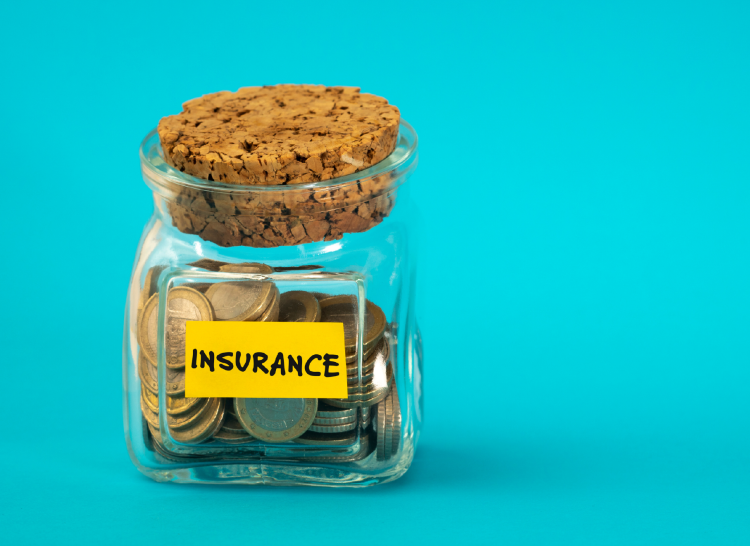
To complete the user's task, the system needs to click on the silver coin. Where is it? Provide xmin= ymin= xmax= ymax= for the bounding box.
xmin=324 ymin=367 xmax=393 ymax=408
xmin=313 ymin=414 xmax=356 ymax=425
xmin=385 ymin=390 xmax=394 ymax=460
xmin=205 ymin=281 xmax=273 ymax=322
xmin=235 ymin=398 xmax=317 ymax=442
xmin=312 ymin=431 xmax=375 ymax=462
xmin=213 ymin=428 xmax=257 ymax=444
xmin=294 ymin=430 xmax=358 ymax=446
xmin=315 ymin=403 xmax=356 ymax=419
xmin=391 ymin=384 xmax=401 ymax=456
xmin=376 ymin=400 xmax=386 ymax=460
xmin=308 ymin=421 xmax=357 ymax=433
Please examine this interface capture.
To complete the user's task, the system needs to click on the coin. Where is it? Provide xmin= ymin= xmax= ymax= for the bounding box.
xmin=165 ymin=367 xmax=185 ymax=397
xmin=323 ymin=363 xmax=393 ymax=408
xmin=234 ymin=398 xmax=317 ymax=442
xmin=141 ymin=396 xmax=160 ymax=430
xmin=212 ymin=428 xmax=257 ymax=444
xmin=220 ymin=413 xmax=247 ymax=434
xmin=138 ymin=352 xmax=158 ymax=394
xmin=347 ymin=368 xmax=375 ymax=384
xmin=347 ymin=336 xmax=388 ymax=374
xmin=219 ymin=262 xmax=273 ymax=274
xmin=391 ymin=384 xmax=401 ymax=457
xmin=138 ymin=293 xmax=160 ymax=366
xmin=313 ymin=414 xmax=356 ymax=425
xmin=258 ymin=285 xmax=280 ymax=321
xmin=308 ymin=421 xmax=357 ymax=433
xmin=166 ymin=394 xmax=202 ymax=416
xmin=166 ymin=397 xmax=210 ymax=431
xmin=319 ymin=296 xmax=386 ymax=355
xmin=142 ymin=416 xmax=154 ymax=452
xmin=294 ymin=429 xmax=358 ymax=446
xmin=205 ymin=280 xmax=273 ymax=321
xmin=141 ymin=385 xmax=159 ymax=413
xmin=385 ymin=391 xmax=393 ymax=459
xmin=165 ymin=286 xmax=215 ymax=368
xmin=376 ymin=400 xmax=386 ymax=460
xmin=315 ymin=403 xmax=356 ymax=419
xmin=170 ymin=397 xmax=225 ymax=444
xmin=182 ymin=282 xmax=212 ymax=294
xmin=187 ymin=258 xmax=229 ymax=272
xmin=345 ymin=339 xmax=379 ymax=364
xmin=313 ymin=431 xmax=375 ymax=462
xmin=279 ymin=291 xmax=320 ymax=323
xmin=149 ymin=424 xmax=222 ymax=462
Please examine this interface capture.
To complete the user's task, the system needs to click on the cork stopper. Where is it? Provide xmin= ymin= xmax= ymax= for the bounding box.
xmin=157 ymin=85 xmax=400 ymax=186
xmin=149 ymin=85 xmax=411 ymax=248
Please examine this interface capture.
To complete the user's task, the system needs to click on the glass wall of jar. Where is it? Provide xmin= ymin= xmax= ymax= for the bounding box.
xmin=123 ymin=121 xmax=422 ymax=486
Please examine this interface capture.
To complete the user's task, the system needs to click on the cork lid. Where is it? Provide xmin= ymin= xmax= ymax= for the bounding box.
xmin=157 ymin=85 xmax=400 ymax=186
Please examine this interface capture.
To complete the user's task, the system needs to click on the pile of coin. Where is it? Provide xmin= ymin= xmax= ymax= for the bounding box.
xmin=135 ymin=262 xmax=402 ymax=462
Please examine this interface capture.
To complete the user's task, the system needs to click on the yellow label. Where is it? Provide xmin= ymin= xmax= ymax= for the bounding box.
xmin=184 ymin=321 xmax=348 ymax=398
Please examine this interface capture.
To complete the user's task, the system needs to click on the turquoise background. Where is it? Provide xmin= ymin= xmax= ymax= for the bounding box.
xmin=1 ymin=1 xmax=748 ymax=544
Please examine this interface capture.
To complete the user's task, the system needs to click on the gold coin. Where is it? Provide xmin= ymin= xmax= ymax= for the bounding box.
xmin=323 ymin=365 xmax=393 ymax=408
xmin=219 ymin=262 xmax=273 ymax=274
xmin=138 ymin=293 xmax=160 ymax=366
xmin=166 ymin=394 xmax=203 ymax=416
xmin=212 ymin=429 xmax=257 ymax=444
xmin=167 ymin=397 xmax=210 ymax=431
xmin=319 ymin=296 xmax=386 ymax=355
xmin=347 ymin=336 xmax=388 ymax=375
xmin=220 ymin=414 xmax=247 ymax=434
xmin=205 ymin=280 xmax=273 ymax=321
xmin=234 ymin=398 xmax=317 ymax=442
xmin=141 ymin=396 xmax=160 ymax=429
xmin=258 ymin=285 xmax=280 ymax=322
xmin=141 ymin=385 xmax=159 ymax=413
xmin=279 ymin=291 xmax=320 ymax=323
xmin=170 ymin=397 xmax=225 ymax=444
xmin=138 ymin=352 xmax=158 ymax=394
xmin=346 ymin=338 xmax=380 ymax=364
xmin=165 ymin=286 xmax=214 ymax=368
xmin=186 ymin=258 xmax=228 ymax=272
xmin=165 ymin=367 xmax=185 ymax=397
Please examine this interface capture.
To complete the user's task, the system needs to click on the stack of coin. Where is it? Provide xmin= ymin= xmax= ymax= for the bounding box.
xmin=138 ymin=280 xmax=226 ymax=447
xmin=205 ymin=279 xmax=279 ymax=322
xmin=136 ymin=263 xmax=401 ymax=461
xmin=318 ymin=295 xmax=387 ymax=367
xmin=375 ymin=384 xmax=401 ymax=461
xmin=307 ymin=403 xmax=372 ymax=434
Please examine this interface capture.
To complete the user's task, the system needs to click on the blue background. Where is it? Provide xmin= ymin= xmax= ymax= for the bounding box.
xmin=1 ymin=1 xmax=748 ymax=544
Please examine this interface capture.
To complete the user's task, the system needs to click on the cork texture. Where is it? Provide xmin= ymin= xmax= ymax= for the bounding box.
xmin=157 ymin=85 xmax=400 ymax=186
xmin=155 ymin=85 xmax=403 ymax=248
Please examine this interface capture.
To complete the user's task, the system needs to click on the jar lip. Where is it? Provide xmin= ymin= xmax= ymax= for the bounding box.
xmin=140 ymin=119 xmax=418 ymax=195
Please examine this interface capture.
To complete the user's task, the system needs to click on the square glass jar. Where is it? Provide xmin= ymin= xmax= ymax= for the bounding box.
xmin=123 ymin=121 xmax=422 ymax=486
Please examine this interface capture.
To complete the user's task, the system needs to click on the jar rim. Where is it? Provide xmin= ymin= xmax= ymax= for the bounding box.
xmin=140 ymin=119 xmax=418 ymax=195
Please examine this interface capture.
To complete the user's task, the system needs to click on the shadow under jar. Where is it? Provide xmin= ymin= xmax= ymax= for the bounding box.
xmin=123 ymin=120 xmax=423 ymax=486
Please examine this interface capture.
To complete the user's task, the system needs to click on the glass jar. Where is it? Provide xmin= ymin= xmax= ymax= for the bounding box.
xmin=123 ymin=120 xmax=422 ymax=486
